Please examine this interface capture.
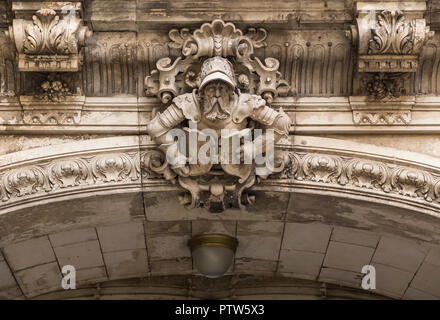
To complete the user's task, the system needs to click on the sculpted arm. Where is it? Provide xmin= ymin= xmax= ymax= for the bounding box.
xmin=250 ymin=102 xmax=291 ymax=141
xmin=243 ymin=95 xmax=292 ymax=157
xmin=146 ymin=102 xmax=192 ymax=174
xmin=146 ymin=103 xmax=185 ymax=145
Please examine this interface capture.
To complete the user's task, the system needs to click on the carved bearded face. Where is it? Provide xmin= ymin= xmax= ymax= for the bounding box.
xmin=200 ymin=80 xmax=234 ymax=121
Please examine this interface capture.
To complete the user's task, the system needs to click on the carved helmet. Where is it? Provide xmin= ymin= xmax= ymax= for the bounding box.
xmin=199 ymin=56 xmax=236 ymax=91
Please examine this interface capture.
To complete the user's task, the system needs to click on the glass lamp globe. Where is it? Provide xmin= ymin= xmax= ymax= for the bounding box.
xmin=188 ymin=234 xmax=238 ymax=278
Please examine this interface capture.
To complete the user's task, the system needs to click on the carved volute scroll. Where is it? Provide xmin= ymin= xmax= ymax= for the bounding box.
xmin=352 ymin=4 xmax=434 ymax=73
xmin=6 ymin=3 xmax=92 ymax=72
xmin=144 ymin=20 xmax=292 ymax=212
xmin=348 ymin=2 xmax=434 ymax=124
xmin=145 ymin=19 xmax=290 ymax=104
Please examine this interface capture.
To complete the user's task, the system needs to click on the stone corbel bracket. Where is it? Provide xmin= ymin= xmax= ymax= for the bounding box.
xmin=350 ymin=1 xmax=434 ymax=73
xmin=347 ymin=2 xmax=433 ymax=124
xmin=6 ymin=2 xmax=92 ymax=72
xmin=145 ymin=19 xmax=290 ymax=104
xmin=349 ymin=96 xmax=414 ymax=125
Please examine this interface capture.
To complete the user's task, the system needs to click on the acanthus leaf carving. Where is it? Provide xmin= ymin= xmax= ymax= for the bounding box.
xmin=276 ymin=151 xmax=300 ymax=179
xmin=2 ymin=166 xmax=50 ymax=200
xmin=7 ymin=8 xmax=92 ymax=72
xmin=342 ymin=159 xmax=389 ymax=190
xmin=1 ymin=149 xmax=440 ymax=214
xmin=368 ymin=10 xmax=414 ymax=55
xmin=48 ymin=159 xmax=90 ymax=188
xmin=91 ymin=153 xmax=138 ymax=183
xmin=352 ymin=6 xmax=434 ymax=74
xmin=301 ymin=154 xmax=343 ymax=183
xmin=390 ymin=167 xmax=433 ymax=201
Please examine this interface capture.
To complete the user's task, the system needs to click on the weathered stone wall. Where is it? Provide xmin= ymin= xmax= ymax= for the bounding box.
xmin=1 ymin=0 xmax=440 ymax=300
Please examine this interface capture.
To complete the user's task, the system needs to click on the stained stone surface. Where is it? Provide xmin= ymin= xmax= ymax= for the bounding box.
xmin=0 ymin=0 xmax=440 ymax=300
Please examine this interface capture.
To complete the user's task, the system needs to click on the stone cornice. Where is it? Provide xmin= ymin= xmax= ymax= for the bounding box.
xmin=2 ymin=96 xmax=440 ymax=134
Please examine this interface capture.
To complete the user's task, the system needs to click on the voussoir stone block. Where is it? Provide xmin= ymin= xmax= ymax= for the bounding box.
xmin=103 ymin=249 xmax=149 ymax=280
xmin=374 ymin=263 xmax=414 ymax=298
xmin=3 ymin=236 xmax=56 ymax=271
xmin=372 ymin=236 xmax=427 ymax=273
xmin=278 ymin=249 xmax=325 ymax=278
xmin=192 ymin=220 xmax=236 ymax=236
xmin=97 ymin=221 xmax=146 ymax=253
xmin=236 ymin=221 xmax=284 ymax=261
xmin=403 ymin=287 xmax=438 ymax=300
xmin=331 ymin=227 xmax=380 ymax=248
xmin=150 ymin=258 xmax=193 ymax=276
xmin=76 ymin=267 xmax=108 ymax=285
xmin=14 ymin=262 xmax=62 ymax=298
xmin=282 ymin=223 xmax=332 ymax=253
xmin=235 ymin=259 xmax=278 ymax=274
xmin=409 ymin=261 xmax=440 ymax=297
xmin=49 ymin=228 xmax=97 ymax=247
xmin=0 ymin=259 xmax=20 ymax=295
xmin=146 ymin=235 xmax=191 ymax=260
xmin=318 ymin=267 xmax=363 ymax=288
xmin=144 ymin=221 xmax=191 ymax=235
xmin=323 ymin=241 xmax=375 ymax=273
xmin=53 ymin=240 xmax=104 ymax=270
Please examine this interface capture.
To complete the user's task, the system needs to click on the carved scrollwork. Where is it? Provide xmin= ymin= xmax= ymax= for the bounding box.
xmin=7 ymin=8 xmax=92 ymax=72
xmin=277 ymin=151 xmax=437 ymax=204
xmin=368 ymin=10 xmax=415 ymax=55
xmin=91 ymin=153 xmax=138 ymax=182
xmin=142 ymin=150 xmax=176 ymax=182
xmin=301 ymin=154 xmax=343 ymax=183
xmin=276 ymin=151 xmax=301 ymax=179
xmin=48 ymin=159 xmax=90 ymax=188
xmin=1 ymin=166 xmax=50 ymax=200
xmin=341 ymin=159 xmax=388 ymax=190
xmin=1 ymin=148 xmax=440 ymax=214
xmin=177 ymin=174 xmax=256 ymax=213
xmin=145 ymin=19 xmax=290 ymax=104
xmin=390 ymin=167 xmax=433 ymax=201
xmin=144 ymin=24 xmax=293 ymax=213
xmin=0 ymin=152 xmax=143 ymax=205
xmin=352 ymin=6 xmax=434 ymax=74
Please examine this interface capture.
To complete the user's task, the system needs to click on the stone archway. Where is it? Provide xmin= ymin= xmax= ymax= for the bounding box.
xmin=0 ymin=136 xmax=439 ymax=299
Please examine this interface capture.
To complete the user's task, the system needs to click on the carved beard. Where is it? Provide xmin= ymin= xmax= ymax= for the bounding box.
xmin=202 ymin=94 xmax=232 ymax=121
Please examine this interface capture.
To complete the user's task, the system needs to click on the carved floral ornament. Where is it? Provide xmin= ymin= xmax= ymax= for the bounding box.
xmin=6 ymin=8 xmax=92 ymax=71
xmin=352 ymin=9 xmax=434 ymax=73
xmin=2 ymin=149 xmax=440 ymax=216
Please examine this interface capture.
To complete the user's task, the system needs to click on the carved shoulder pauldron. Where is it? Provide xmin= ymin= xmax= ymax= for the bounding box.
xmin=172 ymin=90 xmax=201 ymax=123
xmin=232 ymin=93 xmax=265 ymax=124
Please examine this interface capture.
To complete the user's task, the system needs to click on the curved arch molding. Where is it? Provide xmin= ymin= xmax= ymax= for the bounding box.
xmin=1 ymin=135 xmax=440 ymax=218
xmin=1 ymin=135 xmax=440 ymax=299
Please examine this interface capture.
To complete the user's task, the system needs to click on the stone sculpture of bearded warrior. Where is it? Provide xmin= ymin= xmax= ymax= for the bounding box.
xmin=146 ymin=56 xmax=292 ymax=211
